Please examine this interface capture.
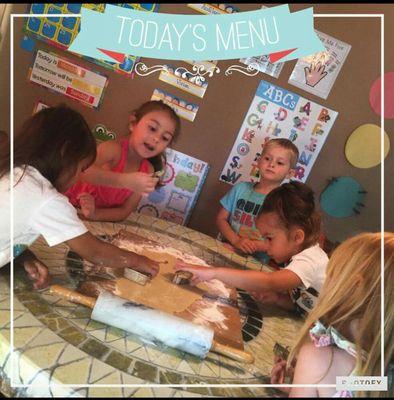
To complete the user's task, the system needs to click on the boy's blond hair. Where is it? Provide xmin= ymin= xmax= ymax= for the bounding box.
xmin=288 ymin=232 xmax=394 ymax=397
xmin=261 ymin=138 xmax=299 ymax=168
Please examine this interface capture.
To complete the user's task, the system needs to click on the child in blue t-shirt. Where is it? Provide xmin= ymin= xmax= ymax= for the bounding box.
xmin=217 ymin=138 xmax=299 ymax=262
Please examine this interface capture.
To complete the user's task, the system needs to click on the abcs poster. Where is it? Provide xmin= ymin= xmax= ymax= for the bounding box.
xmin=220 ymin=80 xmax=338 ymax=185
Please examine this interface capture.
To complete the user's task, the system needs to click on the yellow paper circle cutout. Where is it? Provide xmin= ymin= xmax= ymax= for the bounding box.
xmin=345 ymin=124 xmax=390 ymax=169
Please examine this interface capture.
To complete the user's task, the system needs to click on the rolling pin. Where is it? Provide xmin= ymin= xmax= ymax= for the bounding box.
xmin=50 ymin=285 xmax=254 ymax=364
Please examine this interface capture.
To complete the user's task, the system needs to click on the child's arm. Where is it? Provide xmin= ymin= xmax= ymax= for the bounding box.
xmin=83 ymin=193 xmax=141 ymax=222
xmin=216 ymin=206 xmax=239 ymax=245
xmin=251 ymin=290 xmax=295 ymax=311
xmin=80 ymin=141 xmax=158 ymax=194
xmin=288 ymin=341 xmax=331 ymax=397
xmin=174 ymin=263 xmax=302 ymax=293
xmin=216 ymin=207 xmax=260 ymax=254
xmin=66 ymin=231 xmax=159 ymax=277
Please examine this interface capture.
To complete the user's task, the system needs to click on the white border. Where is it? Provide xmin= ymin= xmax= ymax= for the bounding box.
xmin=9 ymin=11 xmax=385 ymax=392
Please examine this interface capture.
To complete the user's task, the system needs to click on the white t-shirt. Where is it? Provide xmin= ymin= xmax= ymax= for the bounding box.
xmin=286 ymin=244 xmax=329 ymax=315
xmin=0 ymin=166 xmax=88 ymax=268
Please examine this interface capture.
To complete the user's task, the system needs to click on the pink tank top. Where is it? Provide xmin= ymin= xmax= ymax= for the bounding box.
xmin=66 ymin=139 xmax=151 ymax=208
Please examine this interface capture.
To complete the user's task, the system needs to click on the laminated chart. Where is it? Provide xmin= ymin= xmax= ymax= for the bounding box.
xmin=220 ymin=80 xmax=338 ymax=185
xmin=159 ymin=65 xmax=208 ymax=98
xmin=24 ymin=3 xmax=159 ymax=76
xmin=137 ymin=148 xmax=209 ymax=225
xmin=151 ymin=88 xmax=199 ymax=122
xmin=29 ymin=50 xmax=108 ymax=109
xmin=187 ymin=3 xmax=239 ymax=14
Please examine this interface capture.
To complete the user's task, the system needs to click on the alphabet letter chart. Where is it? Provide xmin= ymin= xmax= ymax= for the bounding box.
xmin=220 ymin=80 xmax=338 ymax=185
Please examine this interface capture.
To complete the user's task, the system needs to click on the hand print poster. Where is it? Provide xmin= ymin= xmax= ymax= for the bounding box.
xmin=220 ymin=80 xmax=338 ymax=185
xmin=137 ymin=148 xmax=209 ymax=225
xmin=288 ymin=30 xmax=351 ymax=99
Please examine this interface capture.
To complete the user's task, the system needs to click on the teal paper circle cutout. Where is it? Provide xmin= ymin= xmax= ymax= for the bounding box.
xmin=320 ymin=177 xmax=366 ymax=218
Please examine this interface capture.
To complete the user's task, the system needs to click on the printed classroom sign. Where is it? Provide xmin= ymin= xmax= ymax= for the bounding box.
xmin=239 ymin=55 xmax=284 ymax=79
xmin=29 ymin=50 xmax=108 ymax=109
xmin=159 ymin=65 xmax=208 ymax=98
xmin=137 ymin=148 xmax=209 ymax=226
xmin=288 ymin=30 xmax=351 ymax=99
xmin=187 ymin=3 xmax=239 ymax=14
xmin=220 ymin=80 xmax=338 ymax=185
xmin=24 ymin=3 xmax=159 ymax=76
xmin=151 ymin=88 xmax=199 ymax=122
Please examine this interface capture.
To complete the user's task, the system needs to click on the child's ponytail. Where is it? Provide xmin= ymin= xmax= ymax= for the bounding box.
xmin=260 ymin=181 xmax=321 ymax=248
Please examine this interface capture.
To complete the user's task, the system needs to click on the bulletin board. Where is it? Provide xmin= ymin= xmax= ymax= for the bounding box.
xmin=6 ymin=3 xmax=394 ymax=243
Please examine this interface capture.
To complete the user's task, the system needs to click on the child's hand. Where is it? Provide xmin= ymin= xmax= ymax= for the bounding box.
xmin=78 ymin=193 xmax=96 ymax=219
xmin=271 ymin=356 xmax=295 ymax=392
xmin=271 ymin=358 xmax=288 ymax=384
xmin=174 ymin=262 xmax=216 ymax=285
xmin=124 ymin=172 xmax=159 ymax=195
xmin=23 ymin=259 xmax=50 ymax=289
xmin=130 ymin=254 xmax=160 ymax=278
xmin=234 ymin=237 xmax=259 ymax=254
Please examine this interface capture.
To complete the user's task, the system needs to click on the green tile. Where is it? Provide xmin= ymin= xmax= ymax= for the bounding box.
xmin=58 ymin=326 xmax=86 ymax=346
xmin=105 ymin=350 xmax=132 ymax=372
xmin=15 ymin=292 xmax=38 ymax=302
xmin=159 ymin=370 xmax=182 ymax=384
xmin=81 ymin=339 xmax=109 ymax=359
xmin=40 ymin=313 xmax=71 ymax=332
xmin=25 ymin=301 xmax=52 ymax=316
xmin=68 ymin=307 xmax=92 ymax=319
xmin=132 ymin=360 xmax=158 ymax=383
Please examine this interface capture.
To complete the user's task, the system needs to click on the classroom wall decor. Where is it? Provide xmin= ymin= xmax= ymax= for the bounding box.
xmin=369 ymin=71 xmax=394 ymax=119
xmin=28 ymin=49 xmax=108 ymax=109
xmin=239 ymin=55 xmax=284 ymax=79
xmin=288 ymin=30 xmax=351 ymax=100
xmin=92 ymin=124 xmax=117 ymax=143
xmin=24 ymin=3 xmax=159 ymax=77
xmin=151 ymin=88 xmax=199 ymax=122
xmin=159 ymin=65 xmax=209 ymax=98
xmin=187 ymin=3 xmax=239 ymax=14
xmin=320 ymin=176 xmax=367 ymax=218
xmin=220 ymin=80 xmax=338 ymax=185
xmin=137 ymin=148 xmax=209 ymax=226
xmin=345 ymin=124 xmax=390 ymax=169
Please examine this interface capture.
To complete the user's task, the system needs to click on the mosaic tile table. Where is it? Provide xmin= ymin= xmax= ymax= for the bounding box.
xmin=0 ymin=213 xmax=304 ymax=397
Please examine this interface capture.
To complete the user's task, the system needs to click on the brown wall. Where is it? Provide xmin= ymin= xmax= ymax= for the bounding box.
xmin=2 ymin=3 xmax=393 ymax=243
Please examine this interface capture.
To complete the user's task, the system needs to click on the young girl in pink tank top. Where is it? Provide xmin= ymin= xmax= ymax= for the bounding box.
xmin=66 ymin=100 xmax=181 ymax=222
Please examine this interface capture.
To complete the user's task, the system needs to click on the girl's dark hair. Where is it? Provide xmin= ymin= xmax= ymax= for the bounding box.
xmin=259 ymin=181 xmax=321 ymax=248
xmin=130 ymin=100 xmax=181 ymax=172
xmin=0 ymin=105 xmax=97 ymax=191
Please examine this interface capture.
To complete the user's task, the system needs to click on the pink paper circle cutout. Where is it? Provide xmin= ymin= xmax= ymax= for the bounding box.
xmin=369 ymin=72 xmax=394 ymax=119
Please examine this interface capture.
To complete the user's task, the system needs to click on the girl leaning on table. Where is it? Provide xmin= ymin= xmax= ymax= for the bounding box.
xmin=0 ymin=106 xmax=159 ymax=289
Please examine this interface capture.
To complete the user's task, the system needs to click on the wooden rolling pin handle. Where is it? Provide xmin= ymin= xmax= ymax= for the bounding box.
xmin=50 ymin=285 xmax=96 ymax=309
xmin=211 ymin=340 xmax=255 ymax=364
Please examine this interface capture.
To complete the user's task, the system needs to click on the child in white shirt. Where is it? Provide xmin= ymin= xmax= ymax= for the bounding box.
xmin=0 ymin=106 xmax=159 ymax=289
